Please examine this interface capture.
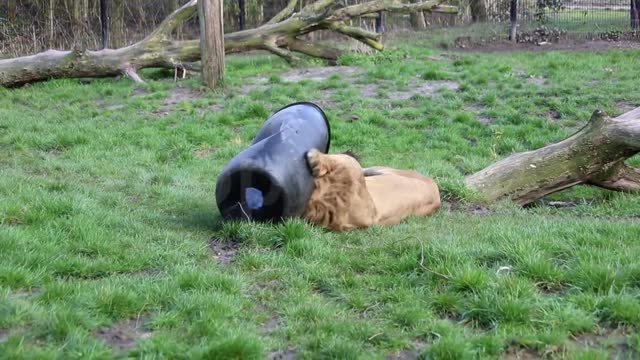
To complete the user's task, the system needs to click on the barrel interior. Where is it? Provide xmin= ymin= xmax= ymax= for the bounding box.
xmin=218 ymin=170 xmax=285 ymax=222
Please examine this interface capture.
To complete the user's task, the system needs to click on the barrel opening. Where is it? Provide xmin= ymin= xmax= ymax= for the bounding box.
xmin=218 ymin=169 xmax=285 ymax=222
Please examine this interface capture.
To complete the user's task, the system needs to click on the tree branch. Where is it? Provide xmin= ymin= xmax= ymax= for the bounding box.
xmin=268 ymin=0 xmax=299 ymax=24
xmin=328 ymin=22 xmax=384 ymax=50
xmin=0 ymin=0 xmax=460 ymax=87
xmin=147 ymin=0 xmax=198 ymax=41
xmin=464 ymin=108 xmax=640 ymax=205
xmin=330 ymin=0 xmax=447 ymax=20
xmin=589 ymin=162 xmax=640 ymax=192
xmin=287 ymin=38 xmax=344 ymax=60
xmin=263 ymin=38 xmax=300 ymax=64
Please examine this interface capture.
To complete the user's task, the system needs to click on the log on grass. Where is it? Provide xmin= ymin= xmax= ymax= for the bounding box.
xmin=464 ymin=107 xmax=640 ymax=205
xmin=0 ymin=0 xmax=457 ymax=87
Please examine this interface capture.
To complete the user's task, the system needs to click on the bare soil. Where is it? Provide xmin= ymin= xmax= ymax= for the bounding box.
xmin=268 ymin=349 xmax=297 ymax=360
xmin=209 ymin=238 xmax=241 ymax=265
xmin=450 ymin=38 xmax=640 ymax=53
xmin=94 ymin=318 xmax=152 ymax=353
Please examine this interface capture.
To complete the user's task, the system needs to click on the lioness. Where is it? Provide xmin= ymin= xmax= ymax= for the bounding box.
xmin=302 ymin=149 xmax=441 ymax=231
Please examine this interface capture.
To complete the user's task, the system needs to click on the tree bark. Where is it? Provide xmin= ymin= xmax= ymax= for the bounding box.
xmin=198 ymin=0 xmax=225 ymax=88
xmin=0 ymin=0 xmax=457 ymax=87
xmin=464 ymin=108 xmax=640 ymax=205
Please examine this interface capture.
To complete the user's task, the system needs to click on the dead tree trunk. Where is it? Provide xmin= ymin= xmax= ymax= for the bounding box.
xmin=0 ymin=0 xmax=457 ymax=87
xmin=465 ymin=107 xmax=640 ymax=205
xmin=198 ymin=0 xmax=225 ymax=89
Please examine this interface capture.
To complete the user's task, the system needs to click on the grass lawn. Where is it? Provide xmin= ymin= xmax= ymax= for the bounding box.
xmin=1 ymin=29 xmax=640 ymax=359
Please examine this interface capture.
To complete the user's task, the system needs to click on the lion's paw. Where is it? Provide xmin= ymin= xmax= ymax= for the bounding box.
xmin=306 ymin=148 xmax=324 ymax=177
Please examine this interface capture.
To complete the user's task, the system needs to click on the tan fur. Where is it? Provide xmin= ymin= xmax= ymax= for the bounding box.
xmin=302 ymin=149 xmax=441 ymax=231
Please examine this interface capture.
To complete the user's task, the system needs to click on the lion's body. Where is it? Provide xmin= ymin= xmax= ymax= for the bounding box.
xmin=302 ymin=149 xmax=440 ymax=231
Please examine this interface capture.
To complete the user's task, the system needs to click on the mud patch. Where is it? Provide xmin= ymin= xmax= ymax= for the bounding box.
xmin=504 ymin=347 xmax=542 ymax=360
xmin=464 ymin=104 xmax=493 ymax=125
xmin=94 ymin=318 xmax=152 ymax=353
xmin=525 ymin=76 xmax=546 ymax=87
xmin=570 ymin=328 xmax=631 ymax=355
xmin=452 ymin=38 xmax=640 ymax=54
xmin=442 ymin=201 xmax=492 ymax=216
xmin=194 ymin=146 xmax=218 ymax=159
xmin=388 ymin=79 xmax=459 ymax=101
xmin=163 ymin=86 xmax=201 ymax=106
xmin=209 ymin=238 xmax=241 ymax=265
xmin=238 ymin=84 xmax=269 ymax=96
xmin=388 ymin=341 xmax=427 ymax=359
xmin=281 ymin=66 xmax=363 ymax=82
xmin=152 ymin=86 xmax=203 ymax=117
xmin=540 ymin=109 xmax=562 ymax=122
xmin=131 ymin=88 xmax=147 ymax=97
xmin=615 ymin=101 xmax=638 ymax=115
xmin=196 ymin=104 xmax=224 ymax=116
xmin=357 ymin=78 xmax=459 ymax=100
xmin=269 ymin=349 xmax=297 ymax=360
xmin=9 ymin=288 xmax=42 ymax=300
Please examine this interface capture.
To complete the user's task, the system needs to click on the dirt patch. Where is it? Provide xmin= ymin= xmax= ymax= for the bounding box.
xmin=9 ymin=288 xmax=42 ymax=300
xmin=468 ymin=204 xmax=491 ymax=217
xmin=209 ymin=238 xmax=241 ymax=265
xmin=526 ymin=77 xmax=546 ymax=87
xmin=387 ymin=79 xmax=459 ymax=101
xmin=357 ymin=78 xmax=459 ymax=101
xmin=387 ymin=341 xmax=427 ymax=359
xmin=262 ymin=315 xmax=281 ymax=335
xmin=163 ymin=86 xmax=201 ymax=105
xmin=196 ymin=104 xmax=224 ymax=116
xmin=281 ymin=66 xmax=363 ymax=82
xmin=268 ymin=349 xmax=297 ymax=360
xmin=615 ymin=101 xmax=638 ymax=115
xmin=451 ymin=38 xmax=640 ymax=54
xmin=194 ymin=146 xmax=218 ymax=159
xmin=504 ymin=347 xmax=542 ymax=360
xmin=464 ymin=104 xmax=493 ymax=125
xmin=570 ymin=328 xmax=631 ymax=355
xmin=539 ymin=109 xmax=562 ymax=122
xmin=441 ymin=201 xmax=492 ymax=216
xmin=238 ymin=84 xmax=269 ymax=96
xmin=0 ymin=329 xmax=8 ymax=344
xmin=94 ymin=318 xmax=152 ymax=353
xmin=151 ymin=86 xmax=203 ymax=117
xmin=131 ymin=88 xmax=147 ymax=97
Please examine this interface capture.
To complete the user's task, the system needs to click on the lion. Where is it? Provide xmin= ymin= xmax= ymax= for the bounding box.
xmin=302 ymin=148 xmax=441 ymax=231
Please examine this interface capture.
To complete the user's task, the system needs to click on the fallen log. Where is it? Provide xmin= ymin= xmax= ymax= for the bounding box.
xmin=0 ymin=0 xmax=457 ymax=87
xmin=465 ymin=107 xmax=640 ymax=205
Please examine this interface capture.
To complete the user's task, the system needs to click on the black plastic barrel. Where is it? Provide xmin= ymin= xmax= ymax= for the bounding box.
xmin=215 ymin=102 xmax=331 ymax=222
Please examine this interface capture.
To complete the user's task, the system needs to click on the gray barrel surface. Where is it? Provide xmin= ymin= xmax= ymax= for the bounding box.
xmin=215 ymin=102 xmax=331 ymax=222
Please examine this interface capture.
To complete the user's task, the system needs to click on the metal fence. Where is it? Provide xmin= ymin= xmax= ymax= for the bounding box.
xmin=508 ymin=0 xmax=637 ymax=32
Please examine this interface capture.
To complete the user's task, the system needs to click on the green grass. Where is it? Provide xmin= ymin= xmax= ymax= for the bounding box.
xmin=1 ymin=30 xmax=640 ymax=359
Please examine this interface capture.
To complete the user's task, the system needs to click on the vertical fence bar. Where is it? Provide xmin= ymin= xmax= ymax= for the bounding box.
xmin=375 ymin=11 xmax=385 ymax=33
xmin=238 ymin=0 xmax=246 ymax=30
xmin=100 ymin=0 xmax=109 ymax=49
xmin=509 ymin=0 xmax=518 ymax=41
xmin=632 ymin=0 xmax=640 ymax=29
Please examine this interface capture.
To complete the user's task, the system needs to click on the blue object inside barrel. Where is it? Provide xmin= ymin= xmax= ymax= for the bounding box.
xmin=245 ymin=187 xmax=264 ymax=209
xmin=215 ymin=102 xmax=331 ymax=222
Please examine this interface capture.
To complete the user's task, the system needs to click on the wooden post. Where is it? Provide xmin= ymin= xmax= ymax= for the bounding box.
xmin=509 ymin=0 xmax=517 ymax=42
xmin=197 ymin=0 xmax=225 ymax=89
xmin=375 ymin=11 xmax=385 ymax=33
xmin=239 ymin=0 xmax=246 ymax=30
xmin=100 ymin=0 xmax=109 ymax=49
